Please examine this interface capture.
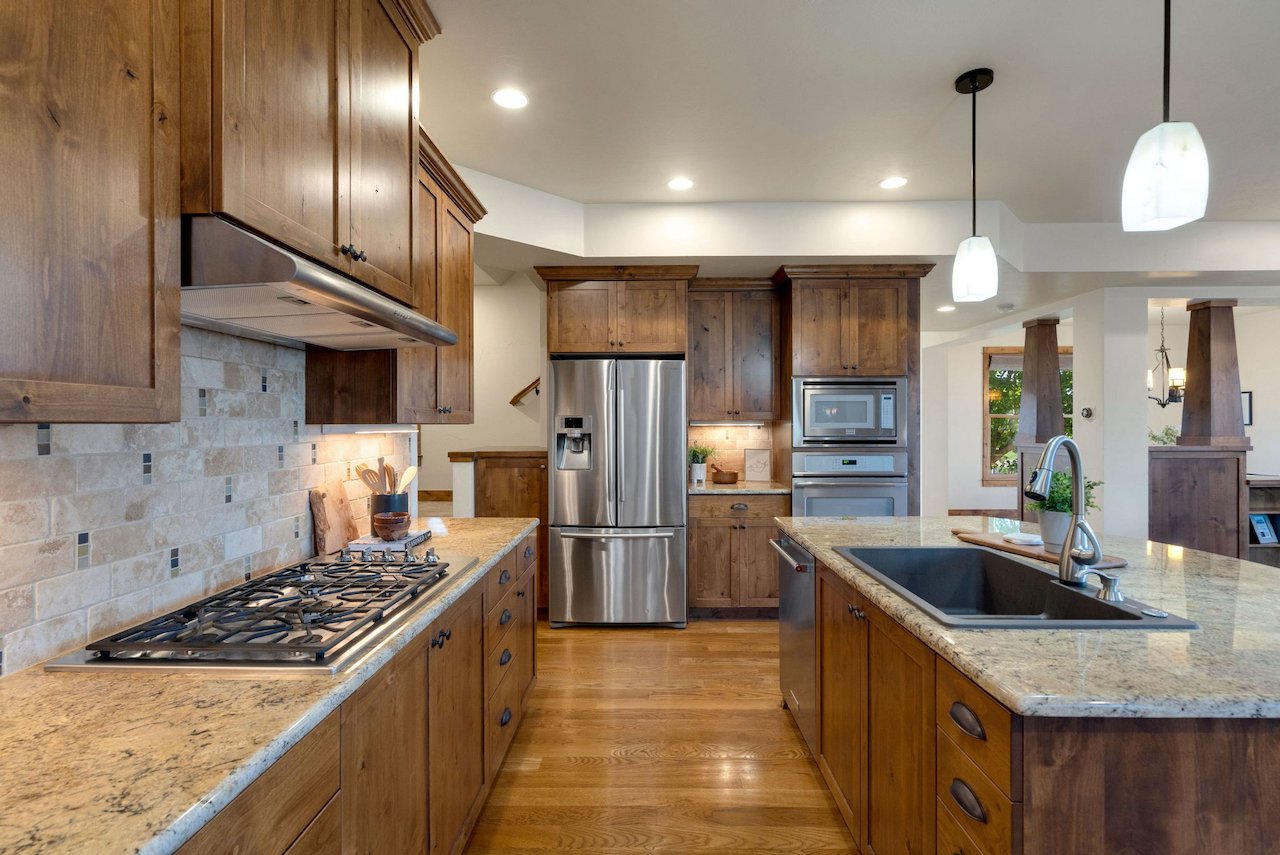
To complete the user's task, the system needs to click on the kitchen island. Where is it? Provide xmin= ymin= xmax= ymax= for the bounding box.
xmin=0 ymin=517 xmax=536 ymax=855
xmin=777 ymin=515 xmax=1280 ymax=855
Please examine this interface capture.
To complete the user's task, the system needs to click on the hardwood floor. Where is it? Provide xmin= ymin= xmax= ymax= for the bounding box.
xmin=465 ymin=619 xmax=855 ymax=854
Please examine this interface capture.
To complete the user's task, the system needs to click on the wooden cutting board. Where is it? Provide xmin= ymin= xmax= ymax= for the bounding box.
xmin=951 ymin=528 xmax=1129 ymax=570
xmin=310 ymin=480 xmax=358 ymax=556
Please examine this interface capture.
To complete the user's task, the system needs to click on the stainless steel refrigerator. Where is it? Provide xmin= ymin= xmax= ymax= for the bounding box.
xmin=548 ymin=358 xmax=687 ymax=627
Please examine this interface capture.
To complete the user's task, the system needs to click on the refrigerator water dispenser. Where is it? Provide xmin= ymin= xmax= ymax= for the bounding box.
xmin=555 ymin=415 xmax=593 ymax=470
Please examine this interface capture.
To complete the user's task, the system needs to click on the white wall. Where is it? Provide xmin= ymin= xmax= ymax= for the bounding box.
xmin=418 ymin=271 xmax=548 ymax=490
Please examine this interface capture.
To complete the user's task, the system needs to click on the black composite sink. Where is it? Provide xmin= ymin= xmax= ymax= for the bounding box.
xmin=833 ymin=546 xmax=1197 ymax=630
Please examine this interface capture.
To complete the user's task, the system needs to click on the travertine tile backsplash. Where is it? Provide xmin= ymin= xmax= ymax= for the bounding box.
xmin=687 ymin=424 xmax=775 ymax=477
xmin=0 ymin=327 xmax=411 ymax=676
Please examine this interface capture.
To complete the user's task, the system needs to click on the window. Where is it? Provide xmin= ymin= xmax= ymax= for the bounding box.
xmin=983 ymin=347 xmax=1073 ymax=485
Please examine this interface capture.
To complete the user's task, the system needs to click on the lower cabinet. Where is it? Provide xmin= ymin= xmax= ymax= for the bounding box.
xmin=816 ymin=567 xmax=867 ymax=839
xmin=178 ymin=539 xmax=537 ymax=855
xmin=688 ymin=495 xmax=788 ymax=608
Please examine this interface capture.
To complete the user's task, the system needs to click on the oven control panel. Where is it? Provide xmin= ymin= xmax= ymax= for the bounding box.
xmin=792 ymin=450 xmax=908 ymax=477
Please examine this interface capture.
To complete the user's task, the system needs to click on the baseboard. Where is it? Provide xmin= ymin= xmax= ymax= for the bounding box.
xmin=689 ymin=607 xmax=779 ymax=620
xmin=419 ymin=489 xmax=452 ymax=502
xmin=948 ymin=508 xmax=1019 ymax=519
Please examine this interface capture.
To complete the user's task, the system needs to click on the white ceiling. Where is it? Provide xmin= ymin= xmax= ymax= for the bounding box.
xmin=420 ymin=0 xmax=1280 ymax=223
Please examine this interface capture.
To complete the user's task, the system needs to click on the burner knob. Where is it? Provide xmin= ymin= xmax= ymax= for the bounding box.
xmin=425 ymin=547 xmax=439 ymax=564
xmin=339 ymin=548 xmax=352 ymax=562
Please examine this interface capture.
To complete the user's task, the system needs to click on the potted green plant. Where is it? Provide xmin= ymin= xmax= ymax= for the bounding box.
xmin=1026 ymin=472 xmax=1101 ymax=550
xmin=688 ymin=444 xmax=715 ymax=486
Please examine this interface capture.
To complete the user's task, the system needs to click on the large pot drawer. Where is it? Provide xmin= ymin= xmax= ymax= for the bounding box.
xmin=486 ymin=657 xmax=525 ymax=779
xmin=936 ymin=729 xmax=1021 ymax=855
xmin=689 ymin=494 xmax=790 ymax=520
xmin=936 ymin=658 xmax=1021 ymax=799
xmin=485 ymin=550 xmax=520 ymax=610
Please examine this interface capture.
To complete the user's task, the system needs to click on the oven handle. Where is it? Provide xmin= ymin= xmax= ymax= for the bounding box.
xmin=793 ymin=478 xmax=909 ymax=488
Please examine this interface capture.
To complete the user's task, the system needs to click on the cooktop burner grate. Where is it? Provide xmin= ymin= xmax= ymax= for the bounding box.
xmin=87 ymin=558 xmax=449 ymax=663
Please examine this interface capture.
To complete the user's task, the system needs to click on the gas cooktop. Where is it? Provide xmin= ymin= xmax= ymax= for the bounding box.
xmin=46 ymin=548 xmax=477 ymax=676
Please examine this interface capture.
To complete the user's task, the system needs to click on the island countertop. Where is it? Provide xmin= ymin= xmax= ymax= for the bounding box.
xmin=777 ymin=515 xmax=1280 ymax=719
xmin=0 ymin=517 xmax=537 ymax=855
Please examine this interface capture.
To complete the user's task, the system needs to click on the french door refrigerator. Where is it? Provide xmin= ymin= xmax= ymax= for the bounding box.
xmin=548 ymin=358 xmax=687 ymax=627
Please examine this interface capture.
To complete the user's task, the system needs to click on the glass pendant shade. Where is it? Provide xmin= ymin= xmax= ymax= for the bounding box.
xmin=951 ymin=235 xmax=998 ymax=302
xmin=1121 ymin=121 xmax=1209 ymax=231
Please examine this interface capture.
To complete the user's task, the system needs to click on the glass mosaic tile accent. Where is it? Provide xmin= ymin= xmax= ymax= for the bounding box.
xmin=260 ymin=372 xmax=268 ymax=392
xmin=142 ymin=452 xmax=153 ymax=485
xmin=76 ymin=532 xmax=90 ymax=570
xmin=197 ymin=389 xmax=208 ymax=417
xmin=223 ymin=476 xmax=233 ymax=504
xmin=36 ymin=424 xmax=51 ymax=456
xmin=277 ymin=445 xmax=285 ymax=465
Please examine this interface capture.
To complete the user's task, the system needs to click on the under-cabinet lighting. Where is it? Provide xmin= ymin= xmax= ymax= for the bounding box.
xmin=689 ymin=420 xmax=767 ymax=428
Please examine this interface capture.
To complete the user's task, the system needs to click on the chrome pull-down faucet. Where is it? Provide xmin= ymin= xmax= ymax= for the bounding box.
xmin=1024 ymin=435 xmax=1103 ymax=586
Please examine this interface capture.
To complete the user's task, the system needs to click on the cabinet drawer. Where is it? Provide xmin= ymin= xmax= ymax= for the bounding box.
xmin=689 ymin=495 xmax=789 ymax=519
xmin=486 ymin=574 xmax=534 ymax=698
xmin=285 ymin=792 xmax=341 ymax=855
xmin=486 ymin=656 xmax=526 ymax=778
xmin=517 ymin=534 xmax=537 ymax=578
xmin=936 ymin=658 xmax=1020 ymax=799
xmin=936 ymin=797 xmax=986 ymax=855
xmin=486 ymin=583 xmax=523 ymax=654
xmin=936 ymin=730 xmax=1020 ymax=855
xmin=485 ymin=551 xmax=519 ymax=610
xmin=179 ymin=712 xmax=340 ymax=855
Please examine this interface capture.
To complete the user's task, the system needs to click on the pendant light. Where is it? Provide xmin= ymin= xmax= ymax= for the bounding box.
xmin=1147 ymin=307 xmax=1186 ymax=407
xmin=1121 ymin=0 xmax=1209 ymax=231
xmin=952 ymin=68 xmax=998 ymax=303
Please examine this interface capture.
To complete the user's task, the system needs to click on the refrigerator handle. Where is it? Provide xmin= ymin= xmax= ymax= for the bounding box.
xmin=561 ymin=531 xmax=675 ymax=540
xmin=617 ymin=388 xmax=625 ymax=503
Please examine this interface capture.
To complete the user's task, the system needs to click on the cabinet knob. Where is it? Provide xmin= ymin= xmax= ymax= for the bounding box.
xmin=517 ymin=589 xmax=526 ymax=598
xmin=734 ymin=410 xmax=740 ymax=415
xmin=847 ymin=605 xmax=866 ymax=620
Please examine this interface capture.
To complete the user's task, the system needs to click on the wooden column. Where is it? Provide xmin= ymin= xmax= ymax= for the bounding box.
xmin=1015 ymin=318 xmax=1065 ymax=523
xmin=1150 ymin=299 xmax=1251 ymax=558
xmin=1178 ymin=299 xmax=1249 ymax=449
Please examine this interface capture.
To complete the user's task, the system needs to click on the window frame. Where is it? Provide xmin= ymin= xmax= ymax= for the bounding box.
xmin=981 ymin=345 xmax=1073 ymax=487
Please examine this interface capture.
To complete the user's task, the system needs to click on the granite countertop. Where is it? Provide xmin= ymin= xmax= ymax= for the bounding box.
xmin=0 ymin=517 xmax=537 ymax=855
xmin=776 ymin=515 xmax=1280 ymax=719
xmin=689 ymin=480 xmax=791 ymax=495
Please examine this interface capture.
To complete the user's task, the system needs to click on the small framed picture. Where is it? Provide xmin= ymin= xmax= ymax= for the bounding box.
xmin=1250 ymin=513 xmax=1277 ymax=545
xmin=1243 ymin=391 xmax=1254 ymax=427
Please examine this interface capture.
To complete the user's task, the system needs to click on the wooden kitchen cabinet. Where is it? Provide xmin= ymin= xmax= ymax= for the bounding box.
xmin=774 ymin=265 xmax=932 ymax=378
xmin=457 ymin=451 xmax=549 ymax=608
xmin=341 ymin=632 xmax=429 ymax=855
xmin=0 ymin=0 xmax=181 ymax=423
xmin=181 ymin=0 xmax=439 ymax=305
xmin=427 ymin=584 xmax=486 ymax=855
xmin=687 ymin=284 xmax=781 ymax=420
xmin=537 ymin=266 xmax=698 ymax=356
xmin=688 ymin=495 xmax=788 ymax=609
xmin=304 ymin=130 xmax=482 ymax=425
xmin=817 ymin=566 xmax=868 ymax=840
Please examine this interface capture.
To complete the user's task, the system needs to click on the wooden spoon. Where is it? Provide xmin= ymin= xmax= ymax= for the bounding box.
xmin=396 ymin=465 xmax=418 ymax=494
xmin=384 ymin=462 xmax=397 ymax=495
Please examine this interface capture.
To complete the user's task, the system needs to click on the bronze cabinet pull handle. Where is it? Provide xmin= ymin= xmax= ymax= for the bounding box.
xmin=500 ymin=707 xmax=513 ymax=727
xmin=499 ymin=568 xmax=511 ymax=585
xmin=730 ymin=502 xmax=748 ymax=511
xmin=499 ymin=648 xmax=512 ymax=666
xmin=949 ymin=778 xmax=987 ymax=824
xmin=499 ymin=608 xmax=512 ymax=626
xmin=949 ymin=701 xmax=986 ymax=741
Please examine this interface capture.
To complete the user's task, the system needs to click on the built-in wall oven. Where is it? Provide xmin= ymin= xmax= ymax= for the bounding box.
xmin=792 ymin=377 xmax=906 ymax=447
xmin=790 ymin=450 xmax=909 ymax=517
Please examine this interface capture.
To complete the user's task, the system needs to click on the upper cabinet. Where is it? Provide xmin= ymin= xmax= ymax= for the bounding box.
xmin=775 ymin=265 xmax=932 ymax=377
xmin=687 ymin=281 xmax=780 ymax=420
xmin=0 ymin=0 xmax=181 ymax=423
xmin=181 ymin=0 xmax=440 ymax=305
xmin=305 ymin=128 xmax=483 ymax=425
xmin=537 ymin=267 xmax=697 ymax=356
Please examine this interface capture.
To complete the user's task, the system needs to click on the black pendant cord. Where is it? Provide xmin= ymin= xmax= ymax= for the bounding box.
xmin=1163 ymin=0 xmax=1171 ymax=123
xmin=971 ymin=76 xmax=978 ymax=237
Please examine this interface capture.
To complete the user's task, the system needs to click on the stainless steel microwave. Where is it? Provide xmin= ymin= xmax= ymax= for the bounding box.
xmin=792 ymin=377 xmax=907 ymax=446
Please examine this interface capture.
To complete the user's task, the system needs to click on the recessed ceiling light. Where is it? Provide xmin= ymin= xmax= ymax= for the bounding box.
xmin=491 ymin=88 xmax=528 ymax=109
xmin=936 ymin=305 xmax=957 ymax=313
xmin=667 ymin=177 xmax=694 ymax=191
xmin=879 ymin=176 xmax=908 ymax=190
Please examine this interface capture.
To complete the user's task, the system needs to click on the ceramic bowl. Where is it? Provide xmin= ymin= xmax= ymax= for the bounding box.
xmin=372 ymin=511 xmax=411 ymax=541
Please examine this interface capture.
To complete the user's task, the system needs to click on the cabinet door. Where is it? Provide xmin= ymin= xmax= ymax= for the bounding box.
xmin=341 ymin=638 xmax=428 ymax=855
xmin=616 ymin=280 xmax=687 ymax=354
xmin=791 ymin=280 xmax=848 ymax=376
xmin=347 ymin=0 xmax=418 ymax=304
xmin=737 ymin=520 xmax=781 ymax=606
xmin=817 ymin=571 xmax=866 ymax=841
xmin=427 ymin=585 xmax=486 ymax=855
xmin=398 ymin=165 xmax=443 ymax=423
xmin=0 ymin=0 xmax=180 ymax=423
xmin=474 ymin=457 xmax=547 ymax=519
xmin=731 ymin=290 xmax=780 ymax=418
xmin=434 ymin=197 xmax=474 ymax=423
xmin=548 ymin=281 xmax=615 ymax=353
xmin=849 ymin=281 xmax=908 ymax=375
xmin=687 ymin=291 xmax=734 ymax=419
xmin=214 ymin=0 xmax=347 ymax=273
xmin=688 ymin=517 xmax=736 ymax=608
xmin=864 ymin=603 xmax=935 ymax=855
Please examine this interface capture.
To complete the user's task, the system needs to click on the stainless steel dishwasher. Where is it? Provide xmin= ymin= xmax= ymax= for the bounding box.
xmin=773 ymin=536 xmax=818 ymax=756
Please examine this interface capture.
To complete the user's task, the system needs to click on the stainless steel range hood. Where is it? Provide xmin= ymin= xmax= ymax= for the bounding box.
xmin=181 ymin=216 xmax=456 ymax=350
